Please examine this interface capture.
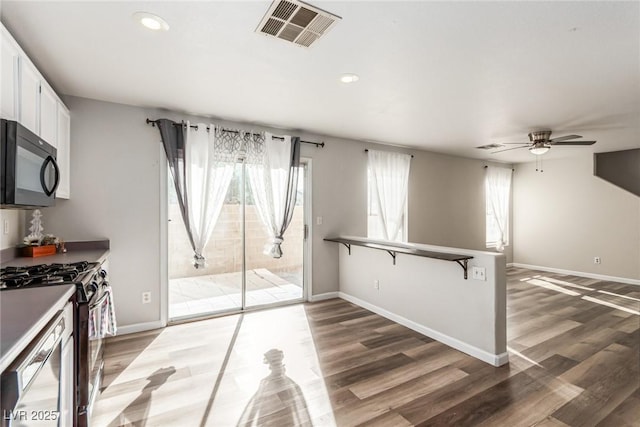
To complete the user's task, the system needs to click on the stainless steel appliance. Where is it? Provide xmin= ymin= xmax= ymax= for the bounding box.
xmin=0 ymin=262 xmax=109 ymax=427
xmin=1 ymin=119 xmax=60 ymax=208
xmin=1 ymin=302 xmax=74 ymax=427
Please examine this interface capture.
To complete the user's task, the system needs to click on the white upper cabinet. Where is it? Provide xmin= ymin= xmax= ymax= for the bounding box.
xmin=2 ymin=23 xmax=72 ymax=200
xmin=1 ymin=31 xmax=19 ymax=120
xmin=19 ymin=58 xmax=40 ymax=134
xmin=39 ymin=82 xmax=58 ymax=147
xmin=56 ymin=104 xmax=71 ymax=199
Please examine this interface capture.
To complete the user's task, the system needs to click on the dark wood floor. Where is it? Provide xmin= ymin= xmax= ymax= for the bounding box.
xmin=93 ymin=267 xmax=640 ymax=426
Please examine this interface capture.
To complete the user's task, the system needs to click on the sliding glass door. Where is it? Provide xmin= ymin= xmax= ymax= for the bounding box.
xmin=168 ymin=162 xmax=306 ymax=321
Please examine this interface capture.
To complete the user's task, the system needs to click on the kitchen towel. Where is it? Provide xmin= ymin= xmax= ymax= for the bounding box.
xmin=100 ymin=284 xmax=118 ymax=337
xmin=89 ymin=284 xmax=117 ymax=339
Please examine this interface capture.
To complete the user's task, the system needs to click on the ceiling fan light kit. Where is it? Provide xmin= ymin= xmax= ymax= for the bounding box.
xmin=529 ymin=145 xmax=550 ymax=155
xmin=486 ymin=130 xmax=597 ymax=155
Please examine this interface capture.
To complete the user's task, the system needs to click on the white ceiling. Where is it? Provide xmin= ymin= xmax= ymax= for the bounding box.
xmin=2 ymin=1 xmax=639 ymax=162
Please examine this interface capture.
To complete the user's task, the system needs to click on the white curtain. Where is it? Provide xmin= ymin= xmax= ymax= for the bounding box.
xmin=485 ymin=166 xmax=512 ymax=251
xmin=368 ymin=149 xmax=411 ymax=242
xmin=247 ymin=133 xmax=300 ymax=258
xmin=184 ymin=122 xmax=235 ymax=267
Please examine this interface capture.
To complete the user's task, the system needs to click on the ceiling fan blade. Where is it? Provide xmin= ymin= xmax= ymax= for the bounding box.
xmin=491 ymin=145 xmax=528 ymax=153
xmin=499 ymin=142 xmax=530 ymax=145
xmin=549 ymin=134 xmax=582 ymax=142
xmin=550 ymin=141 xmax=596 ymax=146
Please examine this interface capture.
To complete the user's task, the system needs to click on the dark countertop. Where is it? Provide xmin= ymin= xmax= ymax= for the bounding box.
xmin=0 ymin=240 xmax=109 ymax=267
xmin=0 ymin=284 xmax=76 ymax=372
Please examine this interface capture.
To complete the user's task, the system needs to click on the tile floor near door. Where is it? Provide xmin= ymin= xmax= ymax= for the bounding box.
xmin=94 ymin=267 xmax=639 ymax=426
xmin=169 ymin=268 xmax=303 ymax=318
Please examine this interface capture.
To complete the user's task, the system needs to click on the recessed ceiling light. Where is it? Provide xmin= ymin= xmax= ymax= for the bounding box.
xmin=340 ymin=73 xmax=359 ymax=84
xmin=133 ymin=12 xmax=170 ymax=31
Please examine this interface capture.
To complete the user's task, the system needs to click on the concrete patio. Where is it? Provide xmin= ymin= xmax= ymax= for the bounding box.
xmin=169 ymin=268 xmax=303 ymax=319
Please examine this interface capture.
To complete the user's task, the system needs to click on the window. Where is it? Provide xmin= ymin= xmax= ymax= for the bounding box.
xmin=367 ymin=150 xmax=411 ymax=242
xmin=485 ymin=166 xmax=512 ymax=250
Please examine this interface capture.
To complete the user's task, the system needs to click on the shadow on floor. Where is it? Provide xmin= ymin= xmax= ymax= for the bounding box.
xmin=102 ymin=329 xmax=164 ymax=391
xmin=236 ymin=349 xmax=312 ymax=427
xmin=106 ymin=366 xmax=176 ymax=427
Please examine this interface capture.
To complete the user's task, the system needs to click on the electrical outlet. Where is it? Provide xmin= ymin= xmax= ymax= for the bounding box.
xmin=374 ymin=280 xmax=380 ymax=290
xmin=472 ymin=266 xmax=486 ymax=281
xmin=594 ymin=257 xmax=601 ymax=265
xmin=3 ymin=220 xmax=8 ymax=235
xmin=142 ymin=292 xmax=151 ymax=304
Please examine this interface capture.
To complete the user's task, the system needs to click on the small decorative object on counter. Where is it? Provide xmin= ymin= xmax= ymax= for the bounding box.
xmin=57 ymin=238 xmax=67 ymax=253
xmin=24 ymin=209 xmax=45 ymax=244
xmin=19 ymin=210 xmax=62 ymax=257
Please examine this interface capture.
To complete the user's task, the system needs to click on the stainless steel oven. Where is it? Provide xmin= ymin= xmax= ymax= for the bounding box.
xmin=86 ymin=280 xmax=108 ymax=418
xmin=1 ymin=119 xmax=59 ymax=208
xmin=1 ymin=303 xmax=74 ymax=427
xmin=77 ymin=262 xmax=109 ymax=427
xmin=0 ymin=260 xmax=112 ymax=427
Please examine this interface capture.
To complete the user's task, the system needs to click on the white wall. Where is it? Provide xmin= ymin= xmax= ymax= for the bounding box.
xmin=338 ymin=238 xmax=507 ymax=366
xmin=513 ymin=154 xmax=640 ymax=281
xmin=39 ymin=96 xmax=503 ymax=329
xmin=0 ymin=210 xmax=24 ymax=250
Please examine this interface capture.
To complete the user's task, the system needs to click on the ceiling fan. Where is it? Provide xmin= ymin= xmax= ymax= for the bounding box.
xmin=492 ymin=131 xmax=596 ymax=155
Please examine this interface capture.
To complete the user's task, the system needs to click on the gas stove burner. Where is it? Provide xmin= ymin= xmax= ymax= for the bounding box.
xmin=49 ymin=261 xmax=90 ymax=271
xmin=0 ymin=273 xmax=32 ymax=288
xmin=0 ymin=261 xmax=99 ymax=290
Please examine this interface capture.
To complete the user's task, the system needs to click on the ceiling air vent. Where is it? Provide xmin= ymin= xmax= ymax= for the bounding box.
xmin=476 ymin=144 xmax=505 ymax=150
xmin=256 ymin=0 xmax=341 ymax=48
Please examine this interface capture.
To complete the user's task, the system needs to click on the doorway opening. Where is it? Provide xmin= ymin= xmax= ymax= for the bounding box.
xmin=167 ymin=162 xmax=308 ymax=321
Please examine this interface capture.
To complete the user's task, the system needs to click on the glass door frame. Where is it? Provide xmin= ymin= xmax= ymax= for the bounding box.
xmin=160 ymin=152 xmax=312 ymax=325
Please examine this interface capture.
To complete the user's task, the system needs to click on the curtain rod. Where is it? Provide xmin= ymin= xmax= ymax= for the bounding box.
xmin=484 ymin=165 xmax=515 ymax=171
xmin=146 ymin=118 xmax=324 ymax=148
xmin=364 ymin=148 xmax=414 ymax=158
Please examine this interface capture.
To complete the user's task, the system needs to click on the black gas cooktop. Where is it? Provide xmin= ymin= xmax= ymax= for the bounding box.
xmin=0 ymin=261 xmax=98 ymax=289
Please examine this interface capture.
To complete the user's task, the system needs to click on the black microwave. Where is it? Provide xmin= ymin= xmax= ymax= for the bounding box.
xmin=1 ymin=119 xmax=59 ymax=208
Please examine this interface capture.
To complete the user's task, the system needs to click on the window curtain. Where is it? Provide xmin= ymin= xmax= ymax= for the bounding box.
xmin=157 ymin=119 xmax=236 ymax=268
xmin=367 ymin=149 xmax=411 ymax=242
xmin=247 ymin=133 xmax=301 ymax=258
xmin=485 ymin=166 xmax=512 ymax=251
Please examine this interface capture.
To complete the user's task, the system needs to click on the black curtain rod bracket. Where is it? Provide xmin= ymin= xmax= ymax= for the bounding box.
xmin=364 ymin=149 xmax=413 ymax=158
xmin=146 ymin=118 xmax=324 ymax=148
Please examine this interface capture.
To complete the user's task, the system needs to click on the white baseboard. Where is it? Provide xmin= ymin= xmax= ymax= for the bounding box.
xmin=509 ymin=263 xmax=640 ymax=286
xmin=338 ymin=292 xmax=509 ymax=367
xmin=117 ymin=320 xmax=165 ymax=336
xmin=309 ymin=292 xmax=340 ymax=302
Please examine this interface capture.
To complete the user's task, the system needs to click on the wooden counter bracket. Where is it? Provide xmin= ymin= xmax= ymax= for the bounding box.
xmin=325 ymin=237 xmax=473 ymax=279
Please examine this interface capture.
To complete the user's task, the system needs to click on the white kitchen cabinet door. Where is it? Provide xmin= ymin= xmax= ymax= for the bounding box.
xmin=56 ymin=104 xmax=71 ymax=199
xmin=40 ymin=82 xmax=58 ymax=146
xmin=19 ymin=58 xmax=40 ymax=134
xmin=1 ymin=32 xmax=19 ymax=120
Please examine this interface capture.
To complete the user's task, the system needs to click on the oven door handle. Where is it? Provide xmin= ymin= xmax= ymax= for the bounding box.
xmin=89 ymin=291 xmax=109 ymax=310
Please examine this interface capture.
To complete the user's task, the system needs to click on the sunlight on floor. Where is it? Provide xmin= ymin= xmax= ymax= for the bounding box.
xmin=92 ymin=305 xmax=336 ymax=427
xmin=523 ymin=276 xmax=640 ymax=316
xmin=582 ymin=295 xmax=640 ymax=315
xmin=526 ymin=279 xmax=581 ymax=296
